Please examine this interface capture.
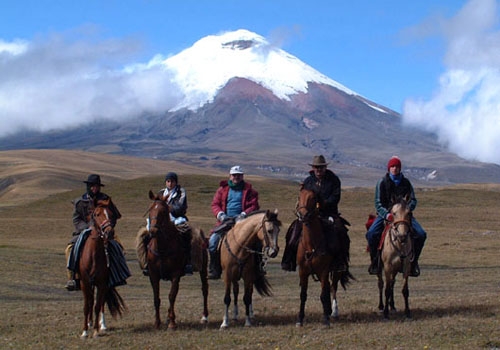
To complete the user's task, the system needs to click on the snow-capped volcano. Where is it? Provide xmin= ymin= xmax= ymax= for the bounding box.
xmin=163 ymin=29 xmax=360 ymax=111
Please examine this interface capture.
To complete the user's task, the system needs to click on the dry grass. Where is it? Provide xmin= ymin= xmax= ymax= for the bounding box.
xmin=2 ymin=165 xmax=500 ymax=349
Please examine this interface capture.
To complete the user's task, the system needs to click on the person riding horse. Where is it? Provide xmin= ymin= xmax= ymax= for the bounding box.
xmin=281 ymin=155 xmax=350 ymax=272
xmin=208 ymin=165 xmax=260 ymax=280
xmin=142 ymin=172 xmax=193 ymax=276
xmin=65 ymin=174 xmax=123 ymax=291
xmin=365 ymin=156 xmax=427 ymax=277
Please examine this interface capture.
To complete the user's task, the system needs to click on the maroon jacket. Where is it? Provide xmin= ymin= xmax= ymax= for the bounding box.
xmin=211 ymin=180 xmax=259 ymax=224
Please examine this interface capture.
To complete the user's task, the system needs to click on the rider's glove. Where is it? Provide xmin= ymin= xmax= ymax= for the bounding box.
xmin=217 ymin=211 xmax=228 ymax=222
xmin=385 ymin=213 xmax=394 ymax=222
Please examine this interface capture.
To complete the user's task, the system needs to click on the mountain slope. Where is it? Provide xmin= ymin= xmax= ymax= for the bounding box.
xmin=1 ymin=29 xmax=500 ymax=185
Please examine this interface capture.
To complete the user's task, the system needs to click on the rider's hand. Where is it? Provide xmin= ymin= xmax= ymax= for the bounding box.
xmin=385 ymin=213 xmax=394 ymax=222
xmin=217 ymin=212 xmax=228 ymax=222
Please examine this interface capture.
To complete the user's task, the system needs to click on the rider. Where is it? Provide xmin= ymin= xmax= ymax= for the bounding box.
xmin=209 ymin=165 xmax=260 ymax=279
xmin=143 ymin=172 xmax=192 ymax=276
xmin=282 ymin=155 xmax=350 ymax=272
xmin=365 ymin=156 xmax=427 ymax=277
xmin=65 ymin=174 xmax=122 ymax=291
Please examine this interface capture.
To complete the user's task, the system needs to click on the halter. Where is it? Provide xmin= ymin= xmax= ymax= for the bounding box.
xmin=92 ymin=205 xmax=113 ymax=240
xmin=147 ymin=200 xmax=170 ymax=235
xmin=388 ymin=218 xmax=413 ymax=259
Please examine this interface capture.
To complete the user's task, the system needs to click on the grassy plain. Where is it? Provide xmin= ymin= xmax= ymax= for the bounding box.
xmin=1 ymin=173 xmax=500 ymax=349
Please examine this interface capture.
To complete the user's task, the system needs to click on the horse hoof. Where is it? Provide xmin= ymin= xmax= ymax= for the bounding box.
xmin=200 ymin=316 xmax=208 ymax=324
xmin=295 ymin=322 xmax=303 ymax=327
xmin=80 ymin=331 xmax=88 ymax=339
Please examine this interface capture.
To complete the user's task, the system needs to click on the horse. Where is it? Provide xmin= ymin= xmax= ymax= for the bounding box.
xmin=377 ymin=196 xmax=413 ymax=319
xmin=219 ymin=209 xmax=281 ymax=329
xmin=136 ymin=190 xmax=209 ymax=329
xmin=78 ymin=198 xmax=127 ymax=338
xmin=295 ymin=188 xmax=354 ymax=327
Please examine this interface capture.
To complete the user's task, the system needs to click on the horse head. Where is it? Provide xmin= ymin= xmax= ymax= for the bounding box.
xmin=260 ymin=209 xmax=281 ymax=258
xmin=388 ymin=197 xmax=412 ymax=248
xmin=92 ymin=198 xmax=115 ymax=241
xmin=295 ymin=188 xmax=318 ymax=223
xmin=147 ymin=190 xmax=172 ymax=238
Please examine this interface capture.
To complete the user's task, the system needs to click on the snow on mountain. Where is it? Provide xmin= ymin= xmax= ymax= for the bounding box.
xmin=162 ymin=29 xmax=363 ymax=112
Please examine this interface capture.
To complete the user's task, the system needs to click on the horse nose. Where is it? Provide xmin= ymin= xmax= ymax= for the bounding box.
xmin=268 ymin=247 xmax=279 ymax=258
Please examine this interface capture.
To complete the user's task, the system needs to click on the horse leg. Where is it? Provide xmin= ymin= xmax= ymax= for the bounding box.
xmin=232 ymin=281 xmax=239 ymax=321
xmin=384 ymin=272 xmax=395 ymax=319
xmin=167 ymin=278 xmax=180 ymax=329
xmin=221 ymin=281 xmax=232 ymax=329
xmin=243 ymin=281 xmax=253 ymax=327
xmin=296 ymin=274 xmax=308 ymax=327
xmin=320 ymin=274 xmax=332 ymax=327
xmin=151 ymin=277 xmax=162 ymax=329
xmin=99 ymin=308 xmax=107 ymax=332
xmin=331 ymin=272 xmax=339 ymax=319
xmin=377 ymin=273 xmax=384 ymax=312
xmin=81 ymin=281 xmax=91 ymax=338
xmin=93 ymin=288 xmax=105 ymax=338
xmin=402 ymin=276 xmax=411 ymax=318
xmin=199 ymin=269 xmax=209 ymax=324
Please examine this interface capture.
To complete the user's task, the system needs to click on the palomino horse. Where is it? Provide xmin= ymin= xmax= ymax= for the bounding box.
xmin=377 ymin=196 xmax=413 ymax=319
xmin=295 ymin=188 xmax=354 ymax=327
xmin=219 ymin=209 xmax=281 ymax=328
xmin=79 ymin=198 xmax=127 ymax=338
xmin=136 ymin=190 xmax=209 ymax=329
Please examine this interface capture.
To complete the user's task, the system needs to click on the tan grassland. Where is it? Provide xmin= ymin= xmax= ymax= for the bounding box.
xmin=1 ymin=150 xmax=500 ymax=349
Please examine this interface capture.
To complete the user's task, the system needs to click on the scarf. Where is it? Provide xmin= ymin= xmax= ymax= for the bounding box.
xmin=389 ymin=173 xmax=402 ymax=186
xmin=228 ymin=180 xmax=244 ymax=191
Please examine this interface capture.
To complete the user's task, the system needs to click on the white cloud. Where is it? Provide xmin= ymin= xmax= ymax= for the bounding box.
xmin=403 ymin=0 xmax=500 ymax=164
xmin=0 ymin=31 xmax=181 ymax=137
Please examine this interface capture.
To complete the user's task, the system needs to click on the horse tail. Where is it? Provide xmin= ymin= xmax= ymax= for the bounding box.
xmin=135 ymin=227 xmax=149 ymax=270
xmin=333 ymin=270 xmax=356 ymax=291
xmin=105 ymin=287 xmax=127 ymax=318
xmin=253 ymin=273 xmax=273 ymax=297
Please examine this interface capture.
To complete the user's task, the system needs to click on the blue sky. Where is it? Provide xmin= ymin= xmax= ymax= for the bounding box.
xmin=2 ymin=0 xmax=500 ymax=164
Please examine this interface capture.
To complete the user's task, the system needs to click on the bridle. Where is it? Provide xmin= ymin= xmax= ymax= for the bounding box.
xmin=388 ymin=218 xmax=413 ymax=259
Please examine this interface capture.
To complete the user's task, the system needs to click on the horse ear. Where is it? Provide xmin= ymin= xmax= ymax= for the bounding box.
xmin=148 ymin=190 xmax=155 ymax=200
xmin=273 ymin=208 xmax=278 ymax=215
xmin=404 ymin=193 xmax=411 ymax=203
xmin=299 ymin=183 xmax=304 ymax=191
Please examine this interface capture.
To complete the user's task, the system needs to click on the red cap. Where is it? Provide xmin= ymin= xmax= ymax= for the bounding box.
xmin=387 ymin=156 xmax=401 ymax=170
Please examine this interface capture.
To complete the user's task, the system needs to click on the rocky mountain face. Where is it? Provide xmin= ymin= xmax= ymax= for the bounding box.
xmin=2 ymin=76 xmax=500 ymax=186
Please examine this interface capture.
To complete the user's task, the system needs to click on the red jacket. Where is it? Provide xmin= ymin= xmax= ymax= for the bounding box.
xmin=211 ymin=180 xmax=259 ymax=224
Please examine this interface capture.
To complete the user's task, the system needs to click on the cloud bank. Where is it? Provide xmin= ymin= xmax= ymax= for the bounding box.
xmin=0 ymin=30 xmax=181 ymax=137
xmin=403 ymin=0 xmax=500 ymax=164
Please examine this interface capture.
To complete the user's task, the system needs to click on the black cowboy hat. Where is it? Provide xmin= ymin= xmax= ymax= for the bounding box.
xmin=83 ymin=174 xmax=105 ymax=186
xmin=309 ymin=155 xmax=329 ymax=167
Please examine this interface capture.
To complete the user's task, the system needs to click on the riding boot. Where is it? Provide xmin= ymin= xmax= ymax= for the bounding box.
xmin=208 ymin=251 xmax=221 ymax=280
xmin=410 ymin=238 xmax=424 ymax=277
xmin=368 ymin=245 xmax=379 ymax=275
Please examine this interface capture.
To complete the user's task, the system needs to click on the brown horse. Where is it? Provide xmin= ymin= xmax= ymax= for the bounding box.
xmin=295 ymin=188 xmax=354 ymax=327
xmin=79 ymin=198 xmax=127 ymax=338
xmin=136 ymin=190 xmax=209 ymax=329
xmin=377 ymin=196 xmax=413 ymax=319
xmin=219 ymin=210 xmax=281 ymax=328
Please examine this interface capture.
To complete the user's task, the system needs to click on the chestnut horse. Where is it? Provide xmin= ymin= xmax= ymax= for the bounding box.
xmin=219 ymin=210 xmax=281 ymax=328
xmin=79 ymin=198 xmax=127 ymax=338
xmin=295 ymin=188 xmax=354 ymax=327
xmin=137 ymin=190 xmax=209 ymax=329
xmin=377 ymin=196 xmax=413 ymax=319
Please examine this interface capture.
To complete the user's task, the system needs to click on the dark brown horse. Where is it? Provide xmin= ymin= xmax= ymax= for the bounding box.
xmin=377 ymin=196 xmax=413 ymax=319
xmin=295 ymin=188 xmax=353 ymax=327
xmin=219 ymin=210 xmax=281 ymax=328
xmin=79 ymin=198 xmax=127 ymax=338
xmin=136 ymin=190 xmax=209 ymax=329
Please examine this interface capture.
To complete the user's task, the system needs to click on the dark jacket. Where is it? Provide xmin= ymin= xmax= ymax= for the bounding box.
xmin=157 ymin=185 xmax=188 ymax=219
xmin=72 ymin=192 xmax=121 ymax=233
xmin=303 ymin=169 xmax=341 ymax=216
xmin=374 ymin=173 xmax=417 ymax=218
